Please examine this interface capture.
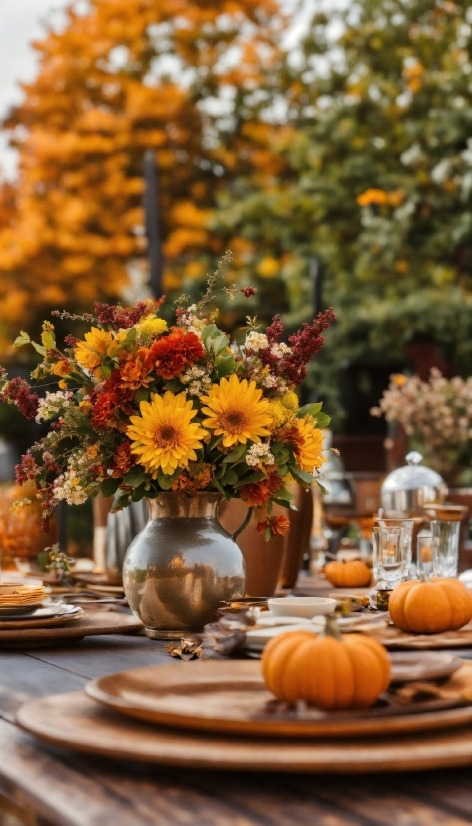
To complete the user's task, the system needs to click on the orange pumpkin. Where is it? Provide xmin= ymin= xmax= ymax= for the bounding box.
xmin=388 ymin=578 xmax=472 ymax=634
xmin=261 ymin=624 xmax=391 ymax=710
xmin=324 ymin=559 xmax=371 ymax=588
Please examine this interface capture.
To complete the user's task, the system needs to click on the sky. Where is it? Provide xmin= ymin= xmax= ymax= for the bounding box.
xmin=0 ymin=0 xmax=70 ymax=178
xmin=0 ymin=0 xmax=329 ymax=180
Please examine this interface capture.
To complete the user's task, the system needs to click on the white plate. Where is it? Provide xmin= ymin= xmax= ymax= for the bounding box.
xmin=0 ymin=604 xmax=42 ymax=617
xmin=268 ymin=596 xmax=336 ymax=619
xmin=245 ymin=623 xmax=320 ymax=649
xmin=2 ymin=601 xmax=73 ymax=621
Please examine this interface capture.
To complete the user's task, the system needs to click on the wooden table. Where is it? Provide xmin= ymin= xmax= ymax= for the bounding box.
xmin=2 ymin=631 xmax=472 ymax=825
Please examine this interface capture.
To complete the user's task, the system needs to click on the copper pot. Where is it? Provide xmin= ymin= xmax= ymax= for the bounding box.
xmin=218 ymin=499 xmax=286 ymax=597
xmin=278 ymin=484 xmax=313 ymax=589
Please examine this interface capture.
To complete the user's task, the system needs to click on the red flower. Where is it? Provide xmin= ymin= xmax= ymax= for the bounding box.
xmin=256 ymin=515 xmax=290 ymax=537
xmin=93 ymin=300 xmax=150 ymax=330
xmin=241 ymin=287 xmax=257 ymax=297
xmin=150 ymin=328 xmax=205 ymax=380
xmin=91 ymin=393 xmax=116 ymax=427
xmin=1 ymin=378 xmax=39 ymax=420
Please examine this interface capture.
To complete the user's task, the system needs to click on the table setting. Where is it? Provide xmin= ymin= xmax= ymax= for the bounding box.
xmin=0 ymin=279 xmax=471 ymax=812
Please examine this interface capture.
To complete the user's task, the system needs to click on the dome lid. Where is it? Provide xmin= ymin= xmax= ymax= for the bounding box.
xmin=381 ymin=452 xmax=448 ymax=513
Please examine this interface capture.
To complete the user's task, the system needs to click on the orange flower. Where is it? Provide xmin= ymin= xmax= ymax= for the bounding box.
xmin=256 ymin=515 xmax=290 ymax=537
xmin=240 ymin=469 xmax=282 ymax=507
xmin=356 ymin=189 xmax=389 ymax=207
xmin=51 ymin=359 xmax=71 ymax=377
xmin=118 ymin=347 xmax=154 ymax=393
xmin=111 ymin=442 xmax=136 ymax=478
xmin=150 ymin=329 xmax=205 ymax=380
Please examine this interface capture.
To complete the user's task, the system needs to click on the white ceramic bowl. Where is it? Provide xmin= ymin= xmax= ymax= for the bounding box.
xmin=267 ymin=596 xmax=336 ymax=619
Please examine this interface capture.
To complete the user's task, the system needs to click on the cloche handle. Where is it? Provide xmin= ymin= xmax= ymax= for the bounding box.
xmin=406 ymin=451 xmax=423 ymax=466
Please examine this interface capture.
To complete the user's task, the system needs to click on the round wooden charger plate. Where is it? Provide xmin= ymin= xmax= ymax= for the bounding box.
xmin=378 ymin=622 xmax=472 ymax=649
xmin=86 ymin=660 xmax=472 ymax=739
xmin=0 ymin=610 xmax=143 ymax=647
xmin=16 ymin=690 xmax=472 ymax=773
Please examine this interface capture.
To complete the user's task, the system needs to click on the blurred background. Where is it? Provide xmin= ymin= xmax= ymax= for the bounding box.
xmin=1 ymin=0 xmax=472 ymax=559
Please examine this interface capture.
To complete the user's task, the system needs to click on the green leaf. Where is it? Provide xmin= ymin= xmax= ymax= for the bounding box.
xmin=275 ymin=447 xmax=289 ymax=465
xmin=131 ymin=482 xmax=148 ymax=502
xmin=270 ymin=442 xmax=284 ymax=457
xmin=271 ymin=488 xmax=294 ymax=503
xmin=234 ymin=470 xmax=265 ymax=487
xmin=100 ymin=477 xmax=120 ymax=498
xmin=111 ymin=490 xmax=133 ymax=512
xmin=158 ymin=470 xmax=174 ymax=490
xmin=123 ymin=467 xmax=147 ymax=488
xmin=264 ymin=527 xmax=271 ymax=542
xmin=214 ymin=353 xmax=235 ymax=378
xmin=272 ymin=497 xmax=291 ymax=508
xmin=208 ymin=434 xmax=223 ymax=451
xmin=100 ymin=362 xmax=112 ymax=379
xmin=13 ymin=331 xmax=31 ymax=348
xmin=31 ymin=341 xmax=47 ymax=356
xmin=316 ymin=481 xmax=328 ymax=496
xmin=224 ymin=444 xmax=247 ymax=463
xmin=221 ymin=469 xmax=238 ymax=486
xmin=164 ymin=379 xmax=182 ymax=393
xmin=212 ymin=333 xmax=229 ymax=354
xmin=211 ymin=476 xmax=225 ymax=495
xmin=290 ymin=466 xmax=314 ymax=486
xmin=202 ymin=324 xmax=220 ymax=351
xmin=314 ymin=412 xmax=331 ymax=429
xmin=296 ymin=402 xmax=323 ymax=418
xmin=135 ymin=387 xmax=149 ymax=404
xmin=41 ymin=331 xmax=56 ymax=349
xmin=123 ymin=327 xmax=137 ymax=347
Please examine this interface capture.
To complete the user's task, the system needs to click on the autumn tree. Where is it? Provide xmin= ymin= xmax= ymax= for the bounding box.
xmin=213 ymin=0 xmax=472 ymax=424
xmin=0 ymin=0 xmax=289 ymax=351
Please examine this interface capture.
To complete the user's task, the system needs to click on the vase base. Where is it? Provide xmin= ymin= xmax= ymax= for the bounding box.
xmin=145 ymin=627 xmax=202 ymax=640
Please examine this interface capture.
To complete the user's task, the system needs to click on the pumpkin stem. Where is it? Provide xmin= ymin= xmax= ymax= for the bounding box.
xmin=321 ymin=614 xmax=343 ymax=641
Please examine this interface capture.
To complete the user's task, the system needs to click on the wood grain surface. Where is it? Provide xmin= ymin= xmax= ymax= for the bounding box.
xmin=0 ymin=605 xmax=472 ymax=823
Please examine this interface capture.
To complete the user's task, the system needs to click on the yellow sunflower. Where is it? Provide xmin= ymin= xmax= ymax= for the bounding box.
xmin=126 ymin=391 xmax=206 ymax=477
xmin=295 ymin=418 xmax=326 ymax=473
xmin=200 ymin=374 xmax=272 ymax=448
xmin=74 ymin=328 xmax=114 ymax=371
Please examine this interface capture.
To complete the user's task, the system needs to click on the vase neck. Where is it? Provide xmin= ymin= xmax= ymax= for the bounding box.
xmin=146 ymin=493 xmax=222 ymax=519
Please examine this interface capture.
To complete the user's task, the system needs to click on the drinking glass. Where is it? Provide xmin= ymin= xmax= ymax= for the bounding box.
xmin=371 ymin=527 xmax=379 ymax=583
xmin=431 ymin=520 xmax=460 ymax=578
xmin=417 ymin=533 xmax=434 ymax=577
xmin=377 ymin=518 xmax=414 ymax=579
xmin=377 ymin=525 xmax=406 ymax=587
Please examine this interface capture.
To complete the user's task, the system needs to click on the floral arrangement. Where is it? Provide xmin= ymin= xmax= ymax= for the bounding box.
xmin=0 ymin=267 xmax=334 ymax=540
xmin=371 ymin=369 xmax=472 ymax=479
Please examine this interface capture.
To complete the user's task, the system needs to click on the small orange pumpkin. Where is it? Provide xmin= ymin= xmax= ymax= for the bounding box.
xmin=261 ymin=622 xmax=391 ymax=710
xmin=324 ymin=559 xmax=371 ymax=588
xmin=388 ymin=578 xmax=472 ymax=634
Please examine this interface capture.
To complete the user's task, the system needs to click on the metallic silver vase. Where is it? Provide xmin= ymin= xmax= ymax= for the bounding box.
xmin=122 ymin=493 xmax=250 ymax=639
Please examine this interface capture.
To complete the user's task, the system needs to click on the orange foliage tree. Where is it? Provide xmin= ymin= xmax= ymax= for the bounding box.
xmin=0 ymin=0 xmax=289 ymax=351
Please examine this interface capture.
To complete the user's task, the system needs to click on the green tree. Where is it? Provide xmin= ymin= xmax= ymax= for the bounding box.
xmin=214 ymin=0 xmax=472 ymax=425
